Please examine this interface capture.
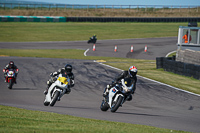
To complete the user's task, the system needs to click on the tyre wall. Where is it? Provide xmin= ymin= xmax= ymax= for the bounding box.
xmin=0 ymin=16 xmax=66 ymax=22
xmin=156 ymin=57 xmax=200 ymax=80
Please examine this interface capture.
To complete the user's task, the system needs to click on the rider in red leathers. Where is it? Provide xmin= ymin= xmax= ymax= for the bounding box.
xmin=3 ymin=61 xmax=19 ymax=83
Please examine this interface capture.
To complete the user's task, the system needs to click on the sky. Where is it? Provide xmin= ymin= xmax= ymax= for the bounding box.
xmin=19 ymin=0 xmax=200 ymax=6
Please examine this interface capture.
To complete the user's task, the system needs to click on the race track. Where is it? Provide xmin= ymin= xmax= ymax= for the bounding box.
xmin=0 ymin=37 xmax=200 ymax=132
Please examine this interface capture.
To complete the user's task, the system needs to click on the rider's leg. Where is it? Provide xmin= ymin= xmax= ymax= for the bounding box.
xmin=103 ymin=85 xmax=111 ymax=97
xmin=15 ymin=73 xmax=18 ymax=84
xmin=126 ymin=94 xmax=132 ymax=101
xmin=4 ymin=74 xmax=7 ymax=82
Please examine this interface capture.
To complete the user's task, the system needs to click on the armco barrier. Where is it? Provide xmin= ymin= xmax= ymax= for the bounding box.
xmin=0 ymin=16 xmax=66 ymax=22
xmin=156 ymin=57 xmax=200 ymax=80
xmin=65 ymin=17 xmax=200 ymax=22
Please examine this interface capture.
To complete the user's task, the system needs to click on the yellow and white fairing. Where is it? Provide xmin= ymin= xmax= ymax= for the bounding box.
xmin=45 ymin=74 xmax=70 ymax=103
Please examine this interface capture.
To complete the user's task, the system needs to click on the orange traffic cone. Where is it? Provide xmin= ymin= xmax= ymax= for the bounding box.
xmin=114 ymin=45 xmax=117 ymax=52
xmin=131 ymin=45 xmax=133 ymax=52
xmin=93 ymin=44 xmax=96 ymax=51
xmin=144 ymin=45 xmax=147 ymax=52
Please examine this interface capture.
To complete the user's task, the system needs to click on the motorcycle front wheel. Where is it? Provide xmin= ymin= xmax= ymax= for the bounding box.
xmin=8 ymin=79 xmax=13 ymax=89
xmin=110 ymin=95 xmax=123 ymax=112
xmin=50 ymin=91 xmax=60 ymax=106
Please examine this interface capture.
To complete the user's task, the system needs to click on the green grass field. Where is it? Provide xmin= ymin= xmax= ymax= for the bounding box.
xmin=0 ymin=22 xmax=188 ymax=42
xmin=0 ymin=105 xmax=187 ymax=133
xmin=0 ymin=22 xmax=199 ymax=133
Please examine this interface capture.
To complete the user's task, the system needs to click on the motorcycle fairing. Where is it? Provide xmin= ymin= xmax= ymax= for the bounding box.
xmin=57 ymin=77 xmax=68 ymax=85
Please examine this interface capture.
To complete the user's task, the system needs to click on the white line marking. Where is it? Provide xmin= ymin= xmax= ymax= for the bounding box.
xmin=94 ymin=60 xmax=200 ymax=97
xmin=84 ymin=48 xmax=89 ymax=56
xmin=165 ymin=50 xmax=176 ymax=57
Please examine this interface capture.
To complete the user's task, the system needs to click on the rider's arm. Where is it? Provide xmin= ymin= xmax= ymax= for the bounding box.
xmin=114 ymin=71 xmax=128 ymax=84
xmin=132 ymin=76 xmax=137 ymax=94
xmin=3 ymin=64 xmax=9 ymax=73
xmin=50 ymin=68 xmax=64 ymax=77
xmin=14 ymin=65 xmax=19 ymax=73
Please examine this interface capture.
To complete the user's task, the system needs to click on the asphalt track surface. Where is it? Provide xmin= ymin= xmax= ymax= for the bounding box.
xmin=1 ymin=37 xmax=200 ymax=132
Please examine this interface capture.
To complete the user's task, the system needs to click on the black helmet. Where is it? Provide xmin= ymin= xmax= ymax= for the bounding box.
xmin=65 ymin=64 xmax=72 ymax=73
xmin=9 ymin=61 xmax=14 ymax=68
xmin=128 ymin=66 xmax=137 ymax=77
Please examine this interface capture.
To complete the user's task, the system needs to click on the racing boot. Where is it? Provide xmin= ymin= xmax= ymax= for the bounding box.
xmin=126 ymin=94 xmax=132 ymax=101
xmin=103 ymin=86 xmax=109 ymax=97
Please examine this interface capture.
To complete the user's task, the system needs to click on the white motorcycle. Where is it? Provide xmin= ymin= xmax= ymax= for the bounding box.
xmin=100 ymin=78 xmax=134 ymax=112
xmin=44 ymin=74 xmax=71 ymax=107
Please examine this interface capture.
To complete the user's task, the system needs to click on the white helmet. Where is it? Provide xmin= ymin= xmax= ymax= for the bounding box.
xmin=128 ymin=66 xmax=137 ymax=77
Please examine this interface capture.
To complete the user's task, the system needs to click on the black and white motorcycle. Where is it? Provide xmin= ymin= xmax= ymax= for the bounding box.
xmin=44 ymin=74 xmax=71 ymax=106
xmin=100 ymin=78 xmax=134 ymax=112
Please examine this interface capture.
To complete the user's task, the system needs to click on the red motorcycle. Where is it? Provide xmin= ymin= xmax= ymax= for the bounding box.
xmin=3 ymin=68 xmax=17 ymax=89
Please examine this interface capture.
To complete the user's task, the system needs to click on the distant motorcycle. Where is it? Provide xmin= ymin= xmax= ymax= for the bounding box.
xmin=4 ymin=69 xmax=16 ymax=89
xmin=100 ymin=78 xmax=134 ymax=112
xmin=44 ymin=73 xmax=71 ymax=107
xmin=87 ymin=37 xmax=97 ymax=44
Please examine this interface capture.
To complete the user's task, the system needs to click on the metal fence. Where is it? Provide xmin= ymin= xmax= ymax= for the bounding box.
xmin=0 ymin=3 xmax=199 ymax=12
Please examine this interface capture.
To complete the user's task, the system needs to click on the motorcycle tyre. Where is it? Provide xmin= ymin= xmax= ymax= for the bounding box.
xmin=8 ymin=79 xmax=13 ymax=89
xmin=111 ymin=95 xmax=123 ymax=112
xmin=50 ymin=91 xmax=60 ymax=107
xmin=100 ymin=100 xmax=109 ymax=111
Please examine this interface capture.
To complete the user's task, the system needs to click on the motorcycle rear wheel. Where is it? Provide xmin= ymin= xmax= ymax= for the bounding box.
xmin=50 ymin=91 xmax=60 ymax=106
xmin=110 ymin=95 xmax=123 ymax=112
xmin=100 ymin=99 xmax=109 ymax=111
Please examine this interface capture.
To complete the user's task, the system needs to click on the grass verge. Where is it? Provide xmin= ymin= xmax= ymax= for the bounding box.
xmin=0 ymin=22 xmax=191 ymax=42
xmin=0 ymin=105 xmax=187 ymax=133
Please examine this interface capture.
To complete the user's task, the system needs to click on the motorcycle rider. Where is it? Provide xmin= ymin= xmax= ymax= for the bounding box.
xmin=103 ymin=66 xmax=137 ymax=101
xmin=3 ymin=61 xmax=19 ymax=83
xmin=88 ymin=34 xmax=97 ymax=43
xmin=44 ymin=64 xmax=74 ymax=95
